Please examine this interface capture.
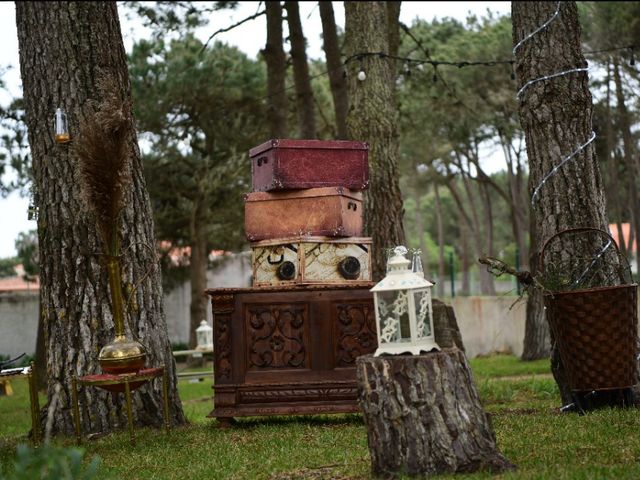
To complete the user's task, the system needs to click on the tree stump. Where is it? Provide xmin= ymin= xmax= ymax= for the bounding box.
xmin=432 ymin=299 xmax=465 ymax=352
xmin=356 ymin=349 xmax=515 ymax=477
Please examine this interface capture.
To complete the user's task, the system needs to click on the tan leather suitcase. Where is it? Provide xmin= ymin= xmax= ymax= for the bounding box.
xmin=244 ymin=187 xmax=363 ymax=241
xmin=251 ymin=236 xmax=372 ymax=287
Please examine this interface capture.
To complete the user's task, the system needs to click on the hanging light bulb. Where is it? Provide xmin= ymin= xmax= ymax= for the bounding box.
xmin=356 ymin=55 xmax=366 ymax=81
xmin=54 ymin=108 xmax=70 ymax=144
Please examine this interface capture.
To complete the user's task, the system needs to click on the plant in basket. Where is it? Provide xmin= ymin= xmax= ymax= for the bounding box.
xmin=73 ymin=75 xmax=146 ymax=375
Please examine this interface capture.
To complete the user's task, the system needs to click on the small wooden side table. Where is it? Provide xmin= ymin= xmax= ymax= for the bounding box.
xmin=0 ymin=362 xmax=40 ymax=445
xmin=71 ymin=366 xmax=170 ymax=446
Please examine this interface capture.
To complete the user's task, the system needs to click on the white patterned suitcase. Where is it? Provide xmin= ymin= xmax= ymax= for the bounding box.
xmin=251 ymin=236 xmax=372 ymax=287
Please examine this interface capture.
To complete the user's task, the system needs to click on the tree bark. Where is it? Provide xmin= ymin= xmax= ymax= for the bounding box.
xmin=356 ymin=350 xmax=515 ymax=477
xmin=34 ymin=304 xmax=46 ymax=390
xmin=16 ymin=1 xmax=185 ymax=436
xmin=264 ymin=1 xmax=288 ymax=138
xmin=512 ymin=1 xmax=621 ymax=403
xmin=284 ymin=1 xmax=316 ymax=139
xmin=319 ymin=1 xmax=349 ymax=139
xmin=345 ymin=1 xmax=405 ymax=280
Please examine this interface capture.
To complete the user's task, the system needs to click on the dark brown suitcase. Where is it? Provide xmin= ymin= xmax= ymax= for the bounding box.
xmin=244 ymin=187 xmax=363 ymax=241
xmin=250 ymin=139 xmax=369 ymax=192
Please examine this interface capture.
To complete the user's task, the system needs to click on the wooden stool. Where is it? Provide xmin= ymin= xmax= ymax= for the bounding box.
xmin=71 ymin=366 xmax=170 ymax=446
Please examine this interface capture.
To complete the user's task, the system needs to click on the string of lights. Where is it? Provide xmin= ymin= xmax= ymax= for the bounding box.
xmin=511 ymin=1 xmax=602 ymax=207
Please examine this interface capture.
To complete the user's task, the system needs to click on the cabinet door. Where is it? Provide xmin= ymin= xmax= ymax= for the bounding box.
xmin=244 ymin=302 xmax=311 ymax=372
xmin=332 ymin=300 xmax=377 ymax=368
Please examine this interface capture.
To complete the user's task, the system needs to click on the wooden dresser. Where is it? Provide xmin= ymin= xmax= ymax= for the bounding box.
xmin=206 ymin=284 xmax=376 ymax=423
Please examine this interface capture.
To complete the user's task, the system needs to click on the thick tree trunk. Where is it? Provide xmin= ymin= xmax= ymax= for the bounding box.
xmin=16 ymin=1 xmax=185 ymax=436
xmin=356 ymin=350 xmax=515 ymax=477
xmin=512 ymin=1 xmax=621 ymax=404
xmin=264 ymin=1 xmax=288 ymax=138
xmin=319 ymin=1 xmax=349 ymax=139
xmin=345 ymin=1 xmax=405 ymax=280
xmin=285 ymin=1 xmax=316 ymax=139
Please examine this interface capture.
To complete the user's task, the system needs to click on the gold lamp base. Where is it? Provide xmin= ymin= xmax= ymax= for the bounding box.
xmin=99 ymin=336 xmax=147 ymax=374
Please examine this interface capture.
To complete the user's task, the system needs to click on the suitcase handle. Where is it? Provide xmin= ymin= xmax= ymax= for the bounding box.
xmin=267 ymin=253 xmax=284 ymax=265
xmin=347 ymin=202 xmax=358 ymax=211
xmin=256 ymin=157 xmax=269 ymax=167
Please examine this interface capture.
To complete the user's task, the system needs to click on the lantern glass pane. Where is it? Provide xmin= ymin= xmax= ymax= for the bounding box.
xmin=376 ymin=290 xmax=411 ymax=343
xmin=413 ymin=289 xmax=432 ymax=338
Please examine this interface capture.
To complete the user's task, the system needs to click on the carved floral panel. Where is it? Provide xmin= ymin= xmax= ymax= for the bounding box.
xmin=246 ymin=304 xmax=308 ymax=369
xmin=334 ymin=303 xmax=377 ymax=367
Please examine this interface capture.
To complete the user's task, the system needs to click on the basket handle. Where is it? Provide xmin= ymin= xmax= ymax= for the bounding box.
xmin=538 ymin=227 xmax=629 ymax=277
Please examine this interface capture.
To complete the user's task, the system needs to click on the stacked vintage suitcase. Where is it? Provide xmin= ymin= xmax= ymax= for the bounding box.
xmin=246 ymin=139 xmax=372 ymax=286
xmin=206 ymin=139 xmax=378 ymax=424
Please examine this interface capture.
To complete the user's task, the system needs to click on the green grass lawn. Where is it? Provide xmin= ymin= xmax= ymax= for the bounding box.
xmin=3 ymin=355 xmax=640 ymax=479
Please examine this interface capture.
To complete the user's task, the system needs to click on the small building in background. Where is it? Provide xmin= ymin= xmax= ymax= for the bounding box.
xmin=609 ymin=223 xmax=638 ymax=274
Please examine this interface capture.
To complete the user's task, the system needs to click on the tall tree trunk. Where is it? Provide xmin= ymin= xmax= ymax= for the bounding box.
xmin=285 ymin=1 xmax=316 ymax=139
xmin=522 ymin=216 xmax=551 ymax=360
xmin=448 ymin=164 xmax=495 ymax=296
xmin=603 ymin=63 xmax=627 ymax=258
xmin=264 ymin=1 xmax=288 ymax=138
xmin=460 ymin=223 xmax=470 ymax=296
xmin=188 ymin=203 xmax=208 ymax=351
xmin=16 ymin=1 xmax=185 ymax=436
xmin=434 ymin=181 xmax=446 ymax=297
xmin=513 ymin=1 xmax=620 ymax=403
xmin=319 ymin=1 xmax=349 ymax=139
xmin=413 ymin=183 xmax=430 ymax=278
xmin=479 ymin=180 xmax=497 ymax=295
xmin=345 ymin=1 xmax=405 ymax=280
xmin=613 ymin=59 xmax=640 ymax=269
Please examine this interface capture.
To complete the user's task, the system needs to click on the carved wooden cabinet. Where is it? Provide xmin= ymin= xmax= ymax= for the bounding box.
xmin=206 ymin=284 xmax=377 ymax=421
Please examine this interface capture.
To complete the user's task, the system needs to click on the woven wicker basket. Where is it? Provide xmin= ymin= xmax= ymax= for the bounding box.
xmin=541 ymin=228 xmax=638 ymax=392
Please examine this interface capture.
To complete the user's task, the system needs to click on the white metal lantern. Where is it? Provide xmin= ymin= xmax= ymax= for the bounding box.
xmin=195 ymin=319 xmax=213 ymax=351
xmin=371 ymin=246 xmax=440 ymax=356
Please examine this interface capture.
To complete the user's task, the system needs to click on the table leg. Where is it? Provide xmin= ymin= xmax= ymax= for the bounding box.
xmin=124 ymin=378 xmax=135 ymax=446
xmin=71 ymin=376 xmax=81 ymax=445
xmin=28 ymin=363 xmax=40 ymax=446
xmin=162 ymin=367 xmax=170 ymax=433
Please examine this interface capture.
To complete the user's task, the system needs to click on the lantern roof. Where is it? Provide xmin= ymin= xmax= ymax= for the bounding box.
xmin=196 ymin=319 xmax=212 ymax=332
xmin=371 ymin=246 xmax=434 ymax=292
